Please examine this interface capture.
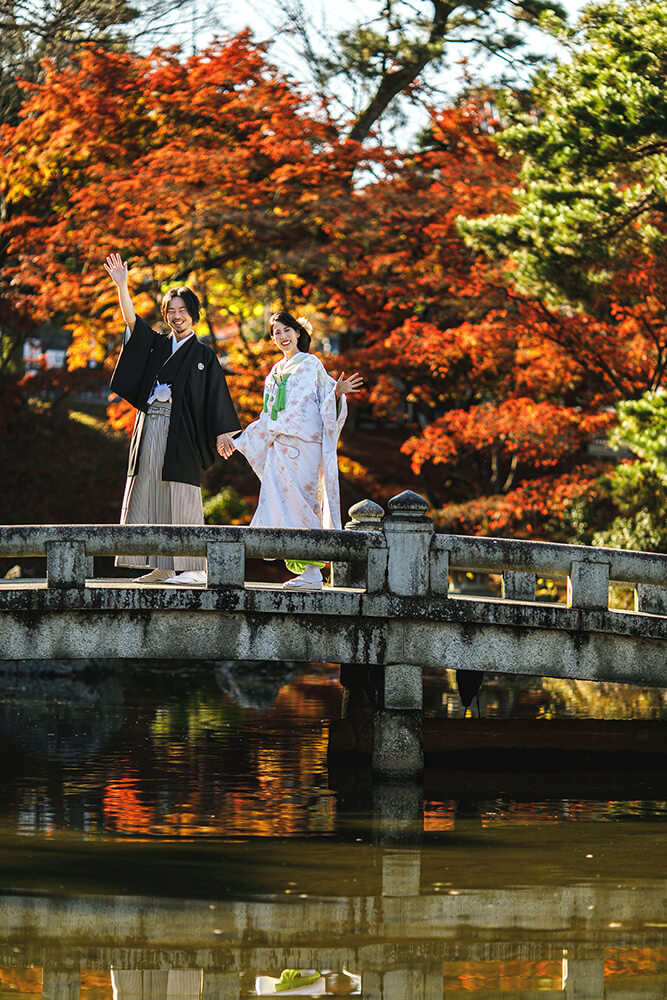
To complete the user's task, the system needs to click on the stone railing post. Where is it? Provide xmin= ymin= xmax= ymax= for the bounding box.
xmin=206 ymin=540 xmax=245 ymax=588
xmin=502 ymin=571 xmax=536 ymax=601
xmin=383 ymin=490 xmax=432 ymax=596
xmin=46 ymin=540 xmax=86 ymax=590
xmin=372 ymin=491 xmax=432 ymax=777
xmin=42 ymin=972 xmax=80 ymax=1000
xmin=331 ymin=498 xmax=384 ymax=589
xmin=567 ymin=556 xmax=610 ymax=611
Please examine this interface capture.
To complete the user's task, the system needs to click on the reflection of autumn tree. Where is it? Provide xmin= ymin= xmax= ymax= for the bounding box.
xmin=103 ymin=770 xmax=155 ymax=833
xmin=423 ymin=801 xmax=455 ymax=832
xmin=0 ymin=967 xmax=41 ymax=997
xmin=479 ymin=798 xmax=667 ymax=826
xmin=605 ymin=947 xmax=667 ymax=983
xmin=540 ymin=678 xmax=666 ymax=721
xmin=443 ymin=960 xmax=563 ymax=993
xmin=99 ymin=675 xmax=342 ymax=837
xmin=81 ymin=969 xmax=114 ymax=1000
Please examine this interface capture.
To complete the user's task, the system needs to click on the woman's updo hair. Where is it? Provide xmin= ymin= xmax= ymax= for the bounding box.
xmin=269 ymin=311 xmax=311 ymax=353
xmin=161 ymin=286 xmax=201 ymax=325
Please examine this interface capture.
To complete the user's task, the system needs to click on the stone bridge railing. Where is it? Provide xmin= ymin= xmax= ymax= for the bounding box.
xmin=2 ymin=489 xmax=667 ymax=615
xmin=2 ymin=489 xmax=667 ymax=774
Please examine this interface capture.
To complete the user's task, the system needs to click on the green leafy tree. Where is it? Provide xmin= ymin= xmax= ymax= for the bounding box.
xmin=592 ymin=392 xmax=667 ymax=552
xmin=455 ymin=0 xmax=667 ymax=548
xmin=460 ymin=0 xmax=667 ymax=312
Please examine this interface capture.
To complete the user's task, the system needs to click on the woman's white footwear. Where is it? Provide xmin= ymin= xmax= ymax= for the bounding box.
xmin=164 ymin=570 xmax=207 ymax=585
xmin=282 ymin=567 xmax=323 ymax=591
xmin=134 ymin=568 xmax=171 ymax=583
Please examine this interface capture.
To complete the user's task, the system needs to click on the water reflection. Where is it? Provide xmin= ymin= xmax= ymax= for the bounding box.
xmin=0 ymin=662 xmax=665 ymax=997
xmin=0 ymin=849 xmax=665 ymax=995
xmin=0 ymin=663 xmax=664 ymax=839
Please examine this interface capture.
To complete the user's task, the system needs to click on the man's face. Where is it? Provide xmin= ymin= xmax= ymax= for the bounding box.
xmin=166 ymin=296 xmax=194 ymax=340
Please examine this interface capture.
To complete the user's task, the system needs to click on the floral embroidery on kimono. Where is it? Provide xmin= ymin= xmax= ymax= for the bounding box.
xmin=234 ymin=352 xmax=347 ymax=530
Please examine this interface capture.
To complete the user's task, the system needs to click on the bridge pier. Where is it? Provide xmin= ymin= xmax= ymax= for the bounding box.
xmin=369 ymin=492 xmax=433 ymax=778
xmin=336 ymin=663 xmax=424 ymax=780
xmin=373 ymin=661 xmax=423 ymax=777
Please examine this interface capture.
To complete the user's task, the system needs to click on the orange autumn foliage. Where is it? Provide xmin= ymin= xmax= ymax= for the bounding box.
xmin=0 ymin=35 xmax=369 ymax=372
xmin=3 ymin=48 xmax=665 ymax=542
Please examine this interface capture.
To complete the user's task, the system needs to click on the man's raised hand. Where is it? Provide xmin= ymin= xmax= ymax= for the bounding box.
xmin=104 ymin=252 xmax=129 ymax=286
xmin=104 ymin=252 xmax=136 ymax=330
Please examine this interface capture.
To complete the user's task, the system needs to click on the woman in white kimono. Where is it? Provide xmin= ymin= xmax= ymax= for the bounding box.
xmin=231 ymin=312 xmax=363 ymax=591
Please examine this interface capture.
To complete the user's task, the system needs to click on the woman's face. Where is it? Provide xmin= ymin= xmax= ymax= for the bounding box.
xmin=271 ymin=320 xmax=299 ymax=358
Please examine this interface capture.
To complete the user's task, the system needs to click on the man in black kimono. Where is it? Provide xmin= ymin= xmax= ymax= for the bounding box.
xmin=105 ymin=252 xmax=241 ymax=584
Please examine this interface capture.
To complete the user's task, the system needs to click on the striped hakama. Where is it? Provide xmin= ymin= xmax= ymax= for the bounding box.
xmin=116 ymin=400 xmax=205 ymax=572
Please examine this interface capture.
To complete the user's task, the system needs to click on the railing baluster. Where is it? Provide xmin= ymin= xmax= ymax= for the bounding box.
xmin=366 ymin=543 xmax=388 ymax=593
xmin=635 ymin=583 xmax=667 ymax=615
xmin=430 ymin=545 xmax=449 ymax=597
xmin=46 ymin=540 xmax=86 ymax=590
xmin=502 ymin=571 xmax=536 ymax=601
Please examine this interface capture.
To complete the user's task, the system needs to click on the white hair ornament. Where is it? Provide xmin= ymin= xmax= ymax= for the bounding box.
xmin=297 ymin=316 xmax=313 ymax=334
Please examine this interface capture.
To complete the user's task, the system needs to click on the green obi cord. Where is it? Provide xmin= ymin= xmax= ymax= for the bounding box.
xmin=263 ymin=372 xmax=290 ymax=420
xmin=285 ymin=559 xmax=326 ymax=573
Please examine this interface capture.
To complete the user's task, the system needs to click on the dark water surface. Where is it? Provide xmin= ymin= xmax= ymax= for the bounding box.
xmin=0 ymin=662 xmax=665 ymax=997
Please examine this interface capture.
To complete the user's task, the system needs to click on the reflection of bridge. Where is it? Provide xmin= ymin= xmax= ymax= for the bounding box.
xmin=2 ymin=490 xmax=667 ymax=774
xmin=0 ymin=843 xmax=664 ymax=999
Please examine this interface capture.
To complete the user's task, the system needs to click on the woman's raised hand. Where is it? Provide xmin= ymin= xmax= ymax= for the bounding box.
xmin=103 ymin=252 xmax=129 ymax=286
xmin=335 ymin=371 xmax=364 ymax=397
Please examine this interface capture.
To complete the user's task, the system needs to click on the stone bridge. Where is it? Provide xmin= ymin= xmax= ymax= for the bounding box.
xmin=1 ymin=490 xmax=666 ymax=772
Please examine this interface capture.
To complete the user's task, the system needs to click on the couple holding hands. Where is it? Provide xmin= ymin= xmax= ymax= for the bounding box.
xmin=105 ymin=253 xmax=363 ymax=591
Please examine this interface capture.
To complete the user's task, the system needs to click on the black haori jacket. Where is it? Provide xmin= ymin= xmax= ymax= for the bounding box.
xmin=109 ymin=315 xmax=241 ymax=486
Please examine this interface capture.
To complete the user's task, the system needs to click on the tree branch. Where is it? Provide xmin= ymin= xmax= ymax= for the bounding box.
xmin=348 ymin=0 xmax=454 ymax=144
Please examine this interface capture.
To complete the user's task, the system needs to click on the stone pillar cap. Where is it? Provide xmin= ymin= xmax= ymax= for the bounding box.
xmin=347 ymin=499 xmax=385 ymax=522
xmin=387 ymin=490 xmax=430 ymax=518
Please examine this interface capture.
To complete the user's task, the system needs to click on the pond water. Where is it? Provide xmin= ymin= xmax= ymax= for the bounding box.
xmin=0 ymin=662 xmax=665 ymax=998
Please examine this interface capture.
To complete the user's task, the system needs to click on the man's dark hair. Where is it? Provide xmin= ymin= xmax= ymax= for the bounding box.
xmin=161 ymin=287 xmax=201 ymax=325
xmin=269 ymin=311 xmax=311 ymax=353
